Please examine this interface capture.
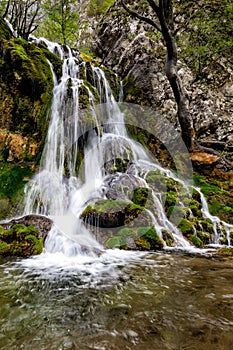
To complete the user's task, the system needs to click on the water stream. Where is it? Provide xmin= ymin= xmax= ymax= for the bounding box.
xmin=0 ymin=251 xmax=232 ymax=350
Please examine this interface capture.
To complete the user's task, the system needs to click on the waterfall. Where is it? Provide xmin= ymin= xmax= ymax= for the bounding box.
xmin=23 ymin=38 xmax=233 ymax=254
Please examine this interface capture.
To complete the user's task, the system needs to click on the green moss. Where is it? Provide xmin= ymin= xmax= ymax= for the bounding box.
xmin=191 ymin=235 xmax=203 ymax=248
xmin=196 ymin=230 xmax=211 ymax=245
xmin=164 ymin=191 xmax=178 ymax=211
xmin=0 ymin=223 xmax=43 ymax=256
xmin=105 ymin=236 xmax=121 ymax=249
xmin=0 ymin=240 xmax=8 ymax=254
xmin=90 ymin=199 xmax=143 ymax=214
xmin=167 ymin=205 xmax=187 ymax=225
xmin=104 ymin=226 xmax=163 ymax=251
xmin=162 ymin=229 xmax=175 ymax=247
xmin=198 ymin=218 xmax=214 ymax=235
xmin=0 ymin=17 xmax=12 ymax=40
xmin=25 ymin=235 xmax=43 ymax=254
xmin=178 ymin=219 xmax=195 ymax=237
xmin=0 ymin=163 xmax=34 ymax=201
xmin=1 ymin=38 xmax=54 ymax=140
xmin=193 ymin=174 xmax=233 ymax=224
xmin=135 ymin=237 xmax=151 ymax=250
xmin=146 ymin=172 xmax=167 ymax=192
xmin=217 ymin=247 xmax=233 ymax=256
xmin=131 ymin=187 xmax=150 ymax=207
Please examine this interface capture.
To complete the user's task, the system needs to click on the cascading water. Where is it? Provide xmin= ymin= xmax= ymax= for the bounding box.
xmin=23 ymin=38 xmax=233 ymax=255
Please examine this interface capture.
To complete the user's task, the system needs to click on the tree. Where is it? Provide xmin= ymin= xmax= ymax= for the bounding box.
xmin=37 ymin=0 xmax=80 ymax=46
xmin=178 ymin=0 xmax=233 ymax=80
xmin=0 ymin=0 xmax=42 ymax=40
xmin=121 ymin=0 xmax=195 ymax=149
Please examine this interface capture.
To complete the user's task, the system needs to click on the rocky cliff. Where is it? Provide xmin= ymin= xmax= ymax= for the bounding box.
xmin=92 ymin=0 xmax=233 ymax=159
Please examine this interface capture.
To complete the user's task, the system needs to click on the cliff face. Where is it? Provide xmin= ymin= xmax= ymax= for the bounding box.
xmin=0 ymin=18 xmax=63 ymax=218
xmin=0 ymin=23 xmax=60 ymax=164
xmin=92 ymin=0 xmax=233 ymax=159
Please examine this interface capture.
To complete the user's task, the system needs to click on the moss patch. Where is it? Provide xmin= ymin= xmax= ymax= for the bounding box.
xmin=0 ymin=223 xmax=43 ymax=256
xmin=194 ymin=174 xmax=233 ymax=224
xmin=104 ymin=226 xmax=164 ymax=251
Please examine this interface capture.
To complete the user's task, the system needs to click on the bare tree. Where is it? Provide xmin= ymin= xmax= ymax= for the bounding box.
xmin=1 ymin=0 xmax=42 ymax=40
xmin=121 ymin=0 xmax=195 ymax=150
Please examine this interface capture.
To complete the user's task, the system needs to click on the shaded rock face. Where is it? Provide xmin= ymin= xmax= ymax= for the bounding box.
xmin=92 ymin=0 xmax=233 ymax=156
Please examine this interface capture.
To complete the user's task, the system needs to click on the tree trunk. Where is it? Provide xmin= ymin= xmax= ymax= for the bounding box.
xmin=156 ymin=0 xmax=195 ymax=149
xmin=164 ymin=35 xmax=195 ymax=149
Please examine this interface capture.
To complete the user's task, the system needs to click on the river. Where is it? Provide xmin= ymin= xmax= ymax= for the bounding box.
xmin=0 ymin=249 xmax=232 ymax=350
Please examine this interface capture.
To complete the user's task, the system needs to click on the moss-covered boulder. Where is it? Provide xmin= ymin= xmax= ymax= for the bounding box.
xmin=81 ymin=199 xmax=144 ymax=228
xmin=0 ymin=224 xmax=43 ymax=256
xmin=80 ymin=198 xmax=164 ymax=250
xmin=105 ymin=226 xmax=164 ymax=251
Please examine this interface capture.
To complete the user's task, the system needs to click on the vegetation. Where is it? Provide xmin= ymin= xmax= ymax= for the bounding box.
xmin=0 ymin=223 xmax=43 ymax=256
xmin=0 ymin=162 xmax=34 ymax=219
xmin=178 ymin=0 xmax=233 ymax=80
xmin=37 ymin=0 xmax=80 ymax=46
xmin=87 ymin=0 xmax=115 ymax=17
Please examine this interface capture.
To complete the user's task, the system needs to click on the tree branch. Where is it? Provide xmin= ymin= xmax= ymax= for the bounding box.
xmin=121 ymin=0 xmax=162 ymax=32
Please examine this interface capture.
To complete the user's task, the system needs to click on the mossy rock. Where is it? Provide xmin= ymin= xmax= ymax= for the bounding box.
xmin=198 ymin=218 xmax=215 ymax=235
xmin=0 ymin=38 xmax=54 ymax=146
xmin=194 ymin=174 xmax=233 ymax=224
xmin=0 ymin=17 xmax=12 ymax=40
xmin=164 ymin=191 xmax=178 ymax=211
xmin=162 ymin=229 xmax=175 ymax=247
xmin=131 ymin=187 xmax=151 ymax=207
xmin=80 ymin=199 xmax=144 ymax=228
xmin=0 ymin=223 xmax=43 ymax=256
xmin=145 ymin=171 xmax=167 ymax=192
xmin=190 ymin=234 xmax=203 ymax=248
xmin=178 ymin=218 xmax=195 ymax=237
xmin=166 ymin=205 xmax=188 ymax=226
xmin=196 ymin=230 xmax=211 ymax=245
xmin=104 ymin=226 xmax=164 ymax=251
xmin=0 ymin=162 xmax=34 ymax=219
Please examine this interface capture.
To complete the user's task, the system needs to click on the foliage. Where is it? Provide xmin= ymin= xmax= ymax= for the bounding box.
xmin=177 ymin=0 xmax=233 ymax=78
xmin=87 ymin=0 xmax=115 ymax=17
xmin=0 ymin=162 xmax=33 ymax=200
xmin=36 ymin=0 xmax=80 ymax=45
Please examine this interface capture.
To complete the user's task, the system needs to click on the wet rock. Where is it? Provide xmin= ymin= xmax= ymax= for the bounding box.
xmin=0 ymin=214 xmax=53 ymax=240
xmin=0 ymin=223 xmax=43 ymax=256
xmin=80 ymin=199 xmax=164 ymax=251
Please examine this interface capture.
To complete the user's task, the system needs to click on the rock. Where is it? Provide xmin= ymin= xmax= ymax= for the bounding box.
xmin=80 ymin=198 xmax=164 ymax=250
xmin=92 ymin=0 xmax=233 ymax=155
xmin=0 ymin=214 xmax=53 ymax=240
xmin=0 ymin=222 xmax=44 ymax=257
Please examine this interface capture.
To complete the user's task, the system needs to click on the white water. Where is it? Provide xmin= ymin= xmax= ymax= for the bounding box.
xmin=23 ymin=39 xmax=232 ymax=258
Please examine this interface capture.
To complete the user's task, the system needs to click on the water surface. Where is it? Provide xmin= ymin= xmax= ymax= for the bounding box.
xmin=0 ymin=250 xmax=232 ymax=350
